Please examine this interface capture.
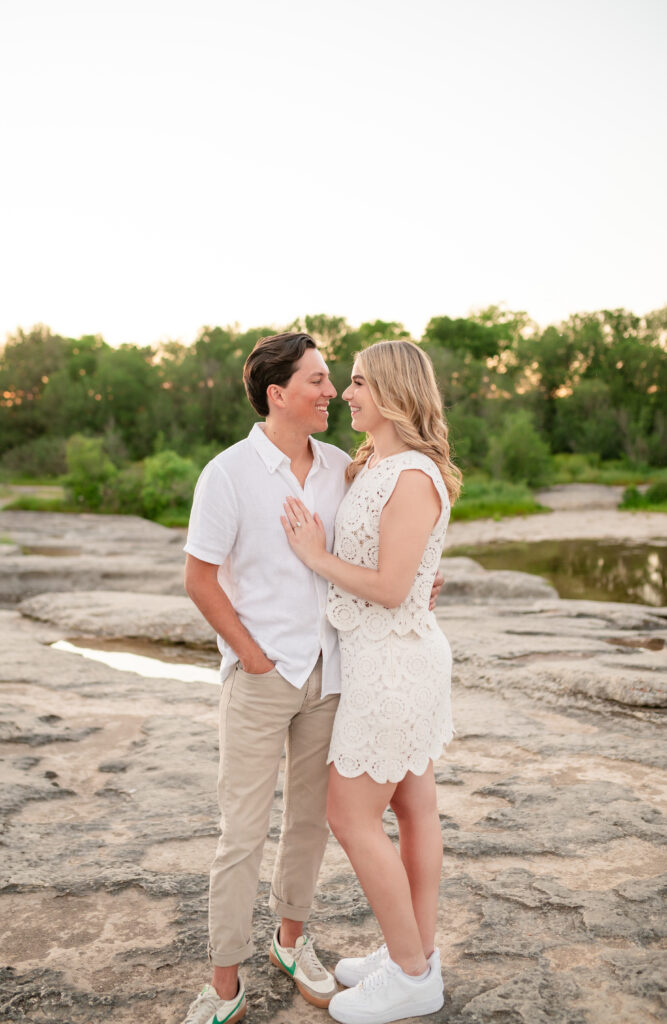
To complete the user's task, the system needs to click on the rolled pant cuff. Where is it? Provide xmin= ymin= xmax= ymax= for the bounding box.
xmin=208 ymin=938 xmax=255 ymax=967
xmin=269 ymin=889 xmax=311 ymax=922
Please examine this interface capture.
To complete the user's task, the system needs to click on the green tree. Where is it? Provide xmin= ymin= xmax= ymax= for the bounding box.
xmin=486 ymin=410 xmax=552 ymax=486
xmin=297 ymin=314 xmax=351 ymax=360
xmin=552 ymin=380 xmax=623 ymax=460
xmin=90 ymin=344 xmax=161 ymax=458
xmin=37 ymin=335 xmax=109 ymax=440
xmin=0 ymin=325 xmax=68 ymax=453
xmin=64 ymin=434 xmax=117 ymax=509
xmin=423 ymin=315 xmax=506 ymax=361
xmin=446 ymin=408 xmax=491 ymax=470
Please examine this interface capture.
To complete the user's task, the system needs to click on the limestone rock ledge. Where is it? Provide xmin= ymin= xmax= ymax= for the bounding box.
xmin=18 ymin=591 xmax=214 ymax=646
xmin=1 ymin=509 xmax=666 ymax=1023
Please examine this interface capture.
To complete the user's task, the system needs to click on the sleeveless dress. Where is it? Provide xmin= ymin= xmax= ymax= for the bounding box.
xmin=326 ymin=450 xmax=453 ymax=784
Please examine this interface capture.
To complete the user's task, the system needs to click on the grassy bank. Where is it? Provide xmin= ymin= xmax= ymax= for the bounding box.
xmin=3 ymin=457 xmax=667 ymax=525
xmin=619 ymin=480 xmax=667 ymax=514
xmin=551 ymin=454 xmax=667 ymax=487
xmin=2 ymin=492 xmax=190 ymax=527
xmin=451 ymin=477 xmax=546 ymax=521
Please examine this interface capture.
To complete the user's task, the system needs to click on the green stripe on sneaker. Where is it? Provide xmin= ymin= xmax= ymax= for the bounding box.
xmin=212 ymin=991 xmax=244 ymax=1024
xmin=273 ymin=938 xmax=296 ymax=976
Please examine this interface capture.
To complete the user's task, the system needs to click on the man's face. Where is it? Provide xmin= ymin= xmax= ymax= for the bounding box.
xmin=280 ymin=347 xmax=337 ymax=434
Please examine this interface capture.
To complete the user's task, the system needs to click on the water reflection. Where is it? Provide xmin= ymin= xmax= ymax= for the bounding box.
xmin=445 ymin=541 xmax=667 ymax=606
xmin=51 ymin=640 xmax=221 ymax=685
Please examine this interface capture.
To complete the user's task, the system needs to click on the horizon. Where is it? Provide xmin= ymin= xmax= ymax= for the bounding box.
xmin=4 ymin=299 xmax=666 ymax=353
xmin=2 ymin=0 xmax=666 ymax=349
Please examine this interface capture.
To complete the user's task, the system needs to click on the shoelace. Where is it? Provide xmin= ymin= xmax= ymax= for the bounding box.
xmin=185 ymin=989 xmax=220 ymax=1024
xmin=295 ymin=938 xmax=327 ymax=979
xmin=361 ymin=944 xmax=388 ymax=969
xmin=361 ymin=966 xmax=393 ymax=993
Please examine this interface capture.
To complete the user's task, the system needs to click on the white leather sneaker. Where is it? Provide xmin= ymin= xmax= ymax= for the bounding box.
xmin=335 ymin=946 xmax=440 ymax=989
xmin=335 ymin=944 xmax=389 ymax=987
xmin=328 ymin=955 xmax=444 ymax=1024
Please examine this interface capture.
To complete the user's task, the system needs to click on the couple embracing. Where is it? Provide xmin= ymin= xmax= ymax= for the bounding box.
xmin=181 ymin=331 xmax=461 ymax=1024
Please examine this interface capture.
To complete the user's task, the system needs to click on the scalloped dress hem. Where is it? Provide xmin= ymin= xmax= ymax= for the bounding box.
xmin=327 ymin=727 xmax=455 ymax=784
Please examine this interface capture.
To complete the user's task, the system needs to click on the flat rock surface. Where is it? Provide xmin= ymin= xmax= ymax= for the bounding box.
xmin=0 ymin=511 xmax=186 ymax=605
xmin=437 ymin=557 xmax=559 ymax=603
xmin=18 ymin=591 xmax=215 ymax=646
xmin=1 ymin=508 xmax=666 ymax=1024
xmin=535 ymin=484 xmax=627 ymax=511
xmin=446 ymin=507 xmax=667 ymax=547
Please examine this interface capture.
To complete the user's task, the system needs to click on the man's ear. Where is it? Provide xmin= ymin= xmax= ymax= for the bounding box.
xmin=267 ymin=384 xmax=285 ymax=409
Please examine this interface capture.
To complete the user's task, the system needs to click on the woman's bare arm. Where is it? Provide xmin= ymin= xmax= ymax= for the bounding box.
xmin=281 ymin=469 xmax=441 ymax=609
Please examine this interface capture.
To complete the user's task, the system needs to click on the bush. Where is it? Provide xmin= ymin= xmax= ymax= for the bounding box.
xmin=1 ymin=435 xmax=68 ymax=478
xmin=108 ymin=462 xmax=145 ymax=515
xmin=620 ymin=485 xmax=644 ymax=509
xmin=450 ymin=475 xmax=547 ymax=521
xmin=446 ymin=409 xmax=490 ymax=470
xmin=140 ymin=450 xmax=199 ymax=520
xmin=64 ymin=435 xmax=117 ymax=509
xmin=645 ymin=480 xmax=667 ymax=504
xmin=189 ymin=440 xmax=226 ymax=471
xmin=551 ymin=453 xmax=599 ymax=483
xmin=486 ymin=411 xmax=552 ymax=487
xmin=619 ymin=480 xmax=667 ymax=512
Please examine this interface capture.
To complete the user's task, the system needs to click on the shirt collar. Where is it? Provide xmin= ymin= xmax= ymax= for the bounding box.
xmin=249 ymin=422 xmax=330 ymax=473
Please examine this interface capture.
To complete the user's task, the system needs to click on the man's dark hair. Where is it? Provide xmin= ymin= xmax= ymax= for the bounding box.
xmin=243 ymin=332 xmax=316 ymax=416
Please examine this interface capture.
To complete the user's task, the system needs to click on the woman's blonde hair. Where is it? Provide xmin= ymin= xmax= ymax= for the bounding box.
xmin=346 ymin=340 xmax=462 ymax=503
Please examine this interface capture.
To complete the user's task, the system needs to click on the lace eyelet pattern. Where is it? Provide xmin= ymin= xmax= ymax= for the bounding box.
xmin=326 ymin=451 xmax=454 ymax=783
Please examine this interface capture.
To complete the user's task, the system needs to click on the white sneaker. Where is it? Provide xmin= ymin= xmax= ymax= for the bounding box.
xmin=269 ymin=926 xmax=338 ymax=1007
xmin=180 ymin=981 xmax=246 ymax=1024
xmin=328 ymin=956 xmax=444 ymax=1024
xmin=335 ymin=946 xmax=440 ymax=989
xmin=335 ymin=944 xmax=389 ymax=987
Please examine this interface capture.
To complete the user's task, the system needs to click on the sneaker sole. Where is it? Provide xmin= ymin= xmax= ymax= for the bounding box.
xmin=215 ymin=998 xmax=247 ymax=1024
xmin=329 ymin=992 xmax=444 ymax=1024
xmin=269 ymin=947 xmax=336 ymax=1008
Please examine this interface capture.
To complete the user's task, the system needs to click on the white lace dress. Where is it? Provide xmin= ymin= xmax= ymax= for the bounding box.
xmin=326 ymin=450 xmax=453 ymax=783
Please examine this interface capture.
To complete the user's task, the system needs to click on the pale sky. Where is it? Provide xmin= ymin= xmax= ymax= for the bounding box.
xmin=1 ymin=0 xmax=665 ymax=348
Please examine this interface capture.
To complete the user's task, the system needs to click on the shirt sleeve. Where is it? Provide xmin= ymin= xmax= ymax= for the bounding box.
xmin=183 ymin=460 xmax=239 ymax=566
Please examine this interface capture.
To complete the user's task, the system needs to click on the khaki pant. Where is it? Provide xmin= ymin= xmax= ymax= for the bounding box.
xmin=209 ymin=659 xmax=339 ymax=966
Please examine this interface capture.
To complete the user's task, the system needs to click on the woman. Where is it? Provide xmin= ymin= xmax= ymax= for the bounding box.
xmin=280 ymin=340 xmax=461 ymax=1024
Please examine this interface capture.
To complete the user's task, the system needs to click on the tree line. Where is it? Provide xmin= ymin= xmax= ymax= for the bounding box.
xmin=1 ymin=306 xmax=665 ymax=516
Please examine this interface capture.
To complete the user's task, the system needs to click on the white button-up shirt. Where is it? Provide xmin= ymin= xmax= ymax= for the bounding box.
xmin=184 ymin=423 xmax=350 ymax=696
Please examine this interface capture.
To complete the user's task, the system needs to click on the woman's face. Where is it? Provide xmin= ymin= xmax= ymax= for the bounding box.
xmin=342 ymin=359 xmax=384 ymax=434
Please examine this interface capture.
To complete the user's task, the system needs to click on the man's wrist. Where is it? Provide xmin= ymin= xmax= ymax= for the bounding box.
xmin=236 ymin=638 xmax=268 ymax=671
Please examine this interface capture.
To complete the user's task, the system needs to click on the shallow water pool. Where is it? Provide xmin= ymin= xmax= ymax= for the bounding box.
xmin=445 ymin=540 xmax=667 ymax=606
xmin=51 ymin=638 xmax=221 ymax=685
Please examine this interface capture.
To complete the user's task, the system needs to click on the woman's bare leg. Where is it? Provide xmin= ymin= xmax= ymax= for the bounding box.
xmin=327 ymin=766 xmax=428 ymax=976
xmin=389 ymin=762 xmax=442 ymax=957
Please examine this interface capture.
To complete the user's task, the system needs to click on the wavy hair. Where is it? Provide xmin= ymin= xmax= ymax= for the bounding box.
xmin=243 ymin=332 xmax=316 ymax=416
xmin=346 ymin=340 xmax=462 ymax=503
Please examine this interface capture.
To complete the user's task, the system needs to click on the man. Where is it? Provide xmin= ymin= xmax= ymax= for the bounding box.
xmin=181 ymin=332 xmax=442 ymax=1024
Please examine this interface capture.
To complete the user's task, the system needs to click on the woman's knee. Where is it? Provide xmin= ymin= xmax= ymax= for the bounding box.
xmin=390 ymin=787 xmax=437 ymax=824
xmin=326 ymin=793 xmax=352 ymax=844
xmin=327 ymin=796 xmax=379 ymax=850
